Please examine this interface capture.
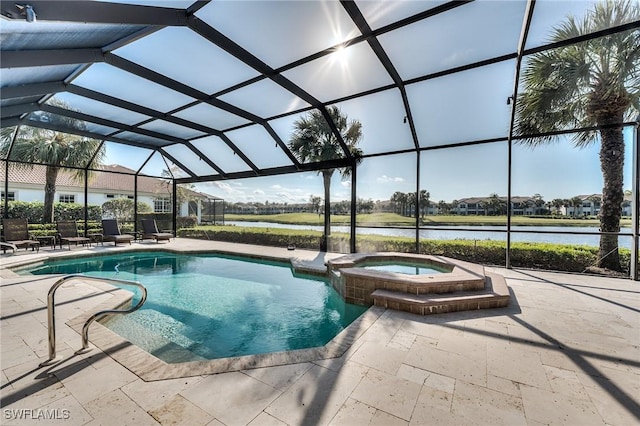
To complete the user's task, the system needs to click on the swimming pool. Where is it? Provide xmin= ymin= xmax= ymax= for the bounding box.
xmin=18 ymin=252 xmax=367 ymax=363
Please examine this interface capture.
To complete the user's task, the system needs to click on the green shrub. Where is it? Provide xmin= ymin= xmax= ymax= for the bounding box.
xmin=176 ymin=216 xmax=197 ymax=229
xmin=102 ymin=199 xmax=152 ymax=222
xmin=1 ymin=201 xmax=102 ymax=223
xmin=180 ymin=225 xmax=631 ymax=274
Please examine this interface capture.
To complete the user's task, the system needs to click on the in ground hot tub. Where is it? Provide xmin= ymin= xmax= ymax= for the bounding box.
xmin=327 ymin=253 xmax=509 ymax=315
xmin=358 ymin=260 xmax=450 ymax=275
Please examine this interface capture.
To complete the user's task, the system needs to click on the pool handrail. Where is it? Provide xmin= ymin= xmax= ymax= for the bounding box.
xmin=40 ymin=274 xmax=147 ymax=366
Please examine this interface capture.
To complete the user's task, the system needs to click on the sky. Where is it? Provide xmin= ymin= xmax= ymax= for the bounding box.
xmin=185 ymin=128 xmax=635 ymax=205
xmin=18 ymin=0 xmax=637 ymax=205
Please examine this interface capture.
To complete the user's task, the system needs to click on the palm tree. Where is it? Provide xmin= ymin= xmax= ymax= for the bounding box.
xmin=515 ymin=0 xmax=639 ymax=271
xmin=406 ymin=192 xmax=417 ymax=218
xmin=437 ymin=200 xmax=449 ymax=215
xmin=0 ymin=124 xmax=104 ymax=223
xmin=587 ymin=194 xmax=602 ymax=216
xmin=450 ymin=199 xmax=459 ymax=215
xmin=391 ymin=191 xmax=404 ymax=215
xmin=419 ymin=190 xmax=430 ymax=218
xmin=532 ymin=194 xmax=545 ymax=215
xmin=288 ymin=106 xmax=362 ymax=250
xmin=570 ymin=196 xmax=584 ymax=218
xmin=309 ymin=195 xmax=322 ymax=217
xmin=488 ymin=193 xmax=502 ymax=216
xmin=551 ymin=198 xmax=565 ymax=215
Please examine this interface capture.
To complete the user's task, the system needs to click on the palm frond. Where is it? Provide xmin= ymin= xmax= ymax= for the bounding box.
xmin=516 ymin=0 xmax=638 ymax=146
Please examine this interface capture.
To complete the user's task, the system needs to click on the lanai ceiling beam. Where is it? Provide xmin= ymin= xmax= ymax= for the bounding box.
xmin=101 ymin=54 xmax=279 ymax=174
xmin=104 ymin=53 xmax=264 ymax=125
xmin=0 ymin=82 xmax=66 ymax=100
xmin=340 ymin=0 xmax=420 ymax=151
xmin=0 ymin=49 xmax=104 ymax=69
xmin=65 ymin=85 xmax=257 ymax=172
xmin=67 ymin=85 xmax=219 ymax=134
xmin=157 ymin=148 xmax=196 ymax=178
xmin=187 ymin=16 xmax=354 ymax=161
xmin=0 ymin=1 xmax=188 ymax=26
xmin=40 ymin=104 xmax=185 ymax=145
xmin=177 ymin=157 xmax=353 ymax=184
xmin=40 ymin=105 xmax=227 ymax=176
xmin=16 ymin=117 xmax=156 ymax=150
xmin=0 ymin=102 xmax=39 ymax=119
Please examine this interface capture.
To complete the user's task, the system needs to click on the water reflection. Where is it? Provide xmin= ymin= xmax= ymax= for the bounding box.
xmin=226 ymin=221 xmax=633 ymax=249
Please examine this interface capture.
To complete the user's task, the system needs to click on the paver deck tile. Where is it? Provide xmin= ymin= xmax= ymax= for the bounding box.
xmin=451 ymin=380 xmax=526 ymax=426
xmin=520 ymin=383 xmax=605 ymax=425
xmin=327 ymin=397 xmax=376 ymax=426
xmin=83 ymin=389 xmax=158 ymax=426
xmin=350 ymin=369 xmax=422 ymax=421
xmin=265 ymin=362 xmax=368 ymax=426
xmin=180 ymin=371 xmax=281 ymax=426
xmin=148 ymin=394 xmax=214 ymax=426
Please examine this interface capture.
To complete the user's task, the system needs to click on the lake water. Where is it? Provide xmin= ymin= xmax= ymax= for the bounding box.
xmin=226 ymin=221 xmax=634 ymax=249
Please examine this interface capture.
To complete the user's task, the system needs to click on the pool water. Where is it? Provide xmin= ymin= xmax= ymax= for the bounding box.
xmin=361 ymin=261 xmax=447 ymax=275
xmin=19 ymin=252 xmax=367 ymax=363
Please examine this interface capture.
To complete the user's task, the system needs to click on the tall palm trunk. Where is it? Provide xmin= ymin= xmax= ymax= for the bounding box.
xmin=43 ymin=165 xmax=59 ymax=223
xmin=597 ymin=119 xmax=624 ymax=271
xmin=321 ymin=170 xmax=333 ymax=251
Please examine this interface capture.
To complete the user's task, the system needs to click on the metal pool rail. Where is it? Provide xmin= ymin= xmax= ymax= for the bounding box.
xmin=40 ymin=274 xmax=147 ymax=366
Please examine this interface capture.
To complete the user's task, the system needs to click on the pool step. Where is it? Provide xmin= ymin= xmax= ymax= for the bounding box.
xmin=103 ymin=310 xmax=207 ymax=363
xmin=371 ymin=272 xmax=509 ymax=315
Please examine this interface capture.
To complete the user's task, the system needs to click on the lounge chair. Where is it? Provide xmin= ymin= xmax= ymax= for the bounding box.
xmin=1 ymin=218 xmax=39 ymax=252
xmin=141 ymin=219 xmax=173 ymax=243
xmin=57 ymin=220 xmax=91 ymax=250
xmin=101 ymin=219 xmax=134 ymax=246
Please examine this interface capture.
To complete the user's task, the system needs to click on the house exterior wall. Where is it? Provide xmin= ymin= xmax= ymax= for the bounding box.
xmin=2 ymin=182 xmax=189 ymax=219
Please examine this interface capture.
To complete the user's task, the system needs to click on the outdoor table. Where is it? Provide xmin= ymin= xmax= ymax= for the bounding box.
xmin=36 ymin=235 xmax=56 ymax=250
xmin=87 ymin=233 xmax=103 ymax=246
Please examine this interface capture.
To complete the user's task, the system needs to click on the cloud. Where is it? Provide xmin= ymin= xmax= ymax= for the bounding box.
xmin=376 ymin=175 xmax=405 ymax=183
xmin=341 ymin=181 xmax=351 ymax=187
xmin=271 ymin=184 xmax=283 ymax=189
xmin=210 ymin=181 xmax=245 ymax=196
xmin=254 ymin=189 xmax=265 ymax=195
xmin=275 ymin=191 xmax=308 ymax=203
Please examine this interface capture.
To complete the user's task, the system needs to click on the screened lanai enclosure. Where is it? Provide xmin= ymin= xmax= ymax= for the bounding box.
xmin=1 ymin=0 xmax=639 ymax=279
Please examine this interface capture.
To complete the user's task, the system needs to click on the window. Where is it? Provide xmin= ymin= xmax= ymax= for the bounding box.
xmin=154 ymin=198 xmax=171 ymax=213
xmin=59 ymin=194 xmax=75 ymax=203
xmin=0 ymin=191 xmax=15 ymax=201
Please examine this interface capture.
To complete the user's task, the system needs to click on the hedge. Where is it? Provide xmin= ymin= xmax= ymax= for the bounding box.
xmin=178 ymin=225 xmax=631 ymax=274
xmin=1 ymin=201 xmax=196 ymax=235
xmin=1 ymin=201 xmax=102 ymax=223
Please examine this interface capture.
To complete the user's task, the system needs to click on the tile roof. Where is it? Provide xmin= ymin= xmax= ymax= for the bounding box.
xmin=1 ymin=163 xmax=220 ymax=199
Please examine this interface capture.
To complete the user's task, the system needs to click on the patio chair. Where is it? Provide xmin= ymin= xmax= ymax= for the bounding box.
xmin=1 ymin=218 xmax=39 ymax=252
xmin=141 ymin=219 xmax=173 ymax=243
xmin=101 ymin=219 xmax=134 ymax=246
xmin=56 ymin=221 xmax=91 ymax=250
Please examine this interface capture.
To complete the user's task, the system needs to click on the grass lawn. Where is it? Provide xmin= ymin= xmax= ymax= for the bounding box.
xmin=223 ymin=212 xmax=631 ymax=227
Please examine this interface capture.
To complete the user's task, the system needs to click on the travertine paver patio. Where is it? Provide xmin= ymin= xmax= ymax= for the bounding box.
xmin=1 ymin=239 xmax=638 ymax=425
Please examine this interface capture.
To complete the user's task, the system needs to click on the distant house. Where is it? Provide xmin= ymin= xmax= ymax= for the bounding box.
xmin=0 ymin=164 xmax=223 ymax=223
xmin=452 ymin=196 xmax=545 ymax=216
xmin=562 ymin=194 xmax=631 ymax=217
xmin=456 ymin=197 xmax=488 ymax=215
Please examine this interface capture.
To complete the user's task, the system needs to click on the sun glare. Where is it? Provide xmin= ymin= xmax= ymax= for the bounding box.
xmin=331 ymin=45 xmax=349 ymax=66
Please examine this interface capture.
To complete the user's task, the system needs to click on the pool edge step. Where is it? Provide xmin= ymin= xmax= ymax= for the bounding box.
xmin=371 ymin=272 xmax=510 ymax=315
